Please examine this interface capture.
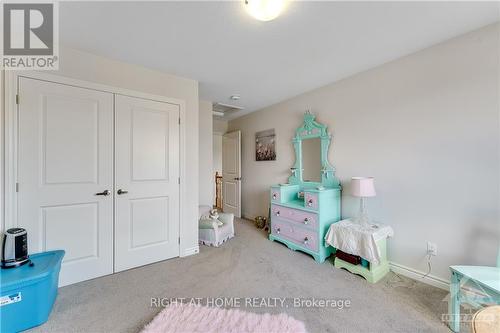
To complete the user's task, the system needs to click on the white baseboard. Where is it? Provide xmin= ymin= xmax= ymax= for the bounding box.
xmin=390 ymin=262 xmax=494 ymax=304
xmin=389 ymin=262 xmax=449 ymax=290
xmin=181 ymin=246 xmax=199 ymax=257
xmin=241 ymin=212 xmax=257 ymax=221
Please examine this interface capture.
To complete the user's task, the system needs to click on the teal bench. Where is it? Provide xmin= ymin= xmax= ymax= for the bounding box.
xmin=449 ymin=248 xmax=500 ymax=332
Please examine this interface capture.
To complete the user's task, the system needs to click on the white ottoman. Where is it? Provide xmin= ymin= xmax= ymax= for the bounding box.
xmin=198 ymin=206 xmax=234 ymax=247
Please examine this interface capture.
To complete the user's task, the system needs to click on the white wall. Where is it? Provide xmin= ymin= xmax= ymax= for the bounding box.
xmin=213 ymin=120 xmax=228 ymax=173
xmin=213 ymin=134 xmax=223 ymax=202
xmin=2 ymin=46 xmax=200 ymax=256
xmin=212 ymin=119 xmax=228 ymax=206
xmin=213 ymin=135 xmax=223 ymax=176
xmin=229 ymin=23 xmax=500 ymax=281
xmin=199 ymin=100 xmax=214 ymax=206
xmin=213 ymin=118 xmax=228 ymax=134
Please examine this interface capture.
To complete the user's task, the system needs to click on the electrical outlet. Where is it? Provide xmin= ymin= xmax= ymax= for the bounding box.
xmin=427 ymin=242 xmax=437 ymax=256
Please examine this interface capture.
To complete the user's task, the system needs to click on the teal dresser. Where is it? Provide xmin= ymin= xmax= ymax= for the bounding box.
xmin=268 ymin=112 xmax=341 ymax=263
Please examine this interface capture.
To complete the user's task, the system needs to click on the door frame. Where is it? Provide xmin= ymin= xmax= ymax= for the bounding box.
xmin=222 ymin=130 xmax=241 ymax=217
xmin=3 ymin=71 xmax=186 ymax=260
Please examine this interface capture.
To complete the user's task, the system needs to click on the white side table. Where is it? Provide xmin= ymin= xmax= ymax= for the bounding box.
xmin=325 ymin=219 xmax=394 ymax=283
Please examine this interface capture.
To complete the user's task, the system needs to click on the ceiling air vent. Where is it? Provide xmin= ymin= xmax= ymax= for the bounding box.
xmin=212 ymin=102 xmax=244 ymax=117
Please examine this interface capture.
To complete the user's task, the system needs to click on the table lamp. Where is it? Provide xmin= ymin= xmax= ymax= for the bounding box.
xmin=351 ymin=177 xmax=376 ymax=226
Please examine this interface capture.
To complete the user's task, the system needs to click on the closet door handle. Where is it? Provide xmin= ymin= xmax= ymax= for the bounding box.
xmin=117 ymin=189 xmax=128 ymax=195
xmin=95 ymin=190 xmax=110 ymax=196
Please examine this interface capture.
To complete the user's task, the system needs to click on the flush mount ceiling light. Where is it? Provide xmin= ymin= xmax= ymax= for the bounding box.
xmin=244 ymin=0 xmax=287 ymax=22
xmin=230 ymin=95 xmax=241 ymax=101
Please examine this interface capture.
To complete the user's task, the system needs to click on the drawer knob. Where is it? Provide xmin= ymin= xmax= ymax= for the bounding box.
xmin=276 ymin=211 xmax=280 ymax=217
xmin=303 ymin=237 xmax=309 ymax=245
xmin=303 ymin=218 xmax=309 ymax=225
xmin=272 ymin=193 xmax=277 ymax=200
xmin=307 ymin=199 xmax=313 ymax=207
xmin=276 ymin=228 xmax=281 ymax=234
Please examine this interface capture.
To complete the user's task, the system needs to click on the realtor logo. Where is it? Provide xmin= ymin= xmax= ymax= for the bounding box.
xmin=1 ymin=2 xmax=59 ymax=69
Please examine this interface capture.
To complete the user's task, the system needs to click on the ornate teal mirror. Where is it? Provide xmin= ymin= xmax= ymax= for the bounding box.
xmin=288 ymin=111 xmax=340 ymax=189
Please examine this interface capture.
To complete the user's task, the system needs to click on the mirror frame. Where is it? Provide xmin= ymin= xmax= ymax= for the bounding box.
xmin=288 ymin=112 xmax=340 ymax=188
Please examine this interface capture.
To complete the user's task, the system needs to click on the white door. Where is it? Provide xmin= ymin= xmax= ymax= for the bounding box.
xmin=222 ymin=131 xmax=241 ymax=217
xmin=114 ymin=95 xmax=180 ymax=272
xmin=17 ymin=77 xmax=114 ymax=286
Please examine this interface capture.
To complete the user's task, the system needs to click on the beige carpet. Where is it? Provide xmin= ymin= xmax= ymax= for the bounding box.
xmin=30 ymin=218 xmax=450 ymax=333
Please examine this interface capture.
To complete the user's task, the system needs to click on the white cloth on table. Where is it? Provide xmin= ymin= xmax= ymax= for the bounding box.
xmin=324 ymin=219 xmax=394 ymax=265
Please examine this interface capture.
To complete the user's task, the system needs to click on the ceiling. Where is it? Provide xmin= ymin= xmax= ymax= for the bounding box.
xmin=59 ymin=1 xmax=499 ymax=120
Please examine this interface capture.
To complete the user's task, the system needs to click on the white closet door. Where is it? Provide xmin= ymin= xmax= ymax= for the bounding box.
xmin=17 ymin=77 xmax=114 ymax=286
xmin=114 ymin=95 xmax=180 ymax=272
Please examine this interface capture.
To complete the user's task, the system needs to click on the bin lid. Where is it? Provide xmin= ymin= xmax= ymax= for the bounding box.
xmin=0 ymin=250 xmax=65 ymax=291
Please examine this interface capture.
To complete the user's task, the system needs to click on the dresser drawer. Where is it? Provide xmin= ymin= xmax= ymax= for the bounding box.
xmin=271 ymin=219 xmax=318 ymax=252
xmin=271 ymin=189 xmax=281 ymax=202
xmin=270 ymin=185 xmax=300 ymax=204
xmin=304 ymin=192 xmax=319 ymax=210
xmin=271 ymin=204 xmax=318 ymax=229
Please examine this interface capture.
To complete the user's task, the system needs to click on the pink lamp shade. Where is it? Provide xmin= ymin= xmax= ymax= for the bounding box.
xmin=351 ymin=177 xmax=376 ymax=197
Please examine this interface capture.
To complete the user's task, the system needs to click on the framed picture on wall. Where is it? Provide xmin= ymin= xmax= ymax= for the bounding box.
xmin=256 ymin=129 xmax=276 ymax=161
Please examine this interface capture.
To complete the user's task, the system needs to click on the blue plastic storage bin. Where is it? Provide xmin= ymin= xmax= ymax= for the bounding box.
xmin=0 ymin=250 xmax=65 ymax=333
